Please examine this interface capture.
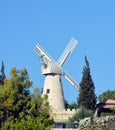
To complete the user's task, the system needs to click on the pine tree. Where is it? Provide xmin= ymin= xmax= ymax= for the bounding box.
xmin=77 ymin=56 xmax=97 ymax=110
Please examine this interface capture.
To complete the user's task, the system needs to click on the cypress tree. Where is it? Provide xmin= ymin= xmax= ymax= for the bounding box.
xmin=77 ymin=56 xmax=97 ymax=110
xmin=0 ymin=61 xmax=6 ymax=85
xmin=1 ymin=61 xmax=6 ymax=79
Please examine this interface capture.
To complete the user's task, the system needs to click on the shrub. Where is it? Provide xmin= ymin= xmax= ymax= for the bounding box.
xmin=67 ymin=106 xmax=93 ymax=128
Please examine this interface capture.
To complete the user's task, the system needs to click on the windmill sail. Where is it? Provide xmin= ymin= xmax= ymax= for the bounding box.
xmin=63 ymin=71 xmax=79 ymax=91
xmin=34 ymin=38 xmax=79 ymax=90
xmin=35 ymin=44 xmax=62 ymax=75
xmin=58 ymin=37 xmax=78 ymax=66
xmin=34 ymin=44 xmax=55 ymax=62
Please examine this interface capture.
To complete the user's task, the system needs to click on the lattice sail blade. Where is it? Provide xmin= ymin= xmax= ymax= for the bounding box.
xmin=34 ymin=44 xmax=63 ymax=75
xmin=63 ymin=71 xmax=79 ymax=91
xmin=34 ymin=44 xmax=55 ymax=62
xmin=58 ymin=37 xmax=78 ymax=66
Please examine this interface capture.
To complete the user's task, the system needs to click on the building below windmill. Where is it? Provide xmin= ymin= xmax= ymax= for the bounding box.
xmin=95 ymin=99 xmax=115 ymax=117
xmin=51 ymin=108 xmax=76 ymax=128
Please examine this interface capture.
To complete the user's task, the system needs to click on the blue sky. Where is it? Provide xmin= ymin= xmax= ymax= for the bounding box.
xmin=0 ymin=1 xmax=115 ymax=103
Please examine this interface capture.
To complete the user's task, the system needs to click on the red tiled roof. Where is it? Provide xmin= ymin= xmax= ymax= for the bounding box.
xmin=103 ymin=105 xmax=115 ymax=109
xmin=102 ymin=99 xmax=115 ymax=109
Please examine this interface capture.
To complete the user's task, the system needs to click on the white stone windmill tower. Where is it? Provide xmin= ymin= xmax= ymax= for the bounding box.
xmin=34 ymin=37 xmax=79 ymax=113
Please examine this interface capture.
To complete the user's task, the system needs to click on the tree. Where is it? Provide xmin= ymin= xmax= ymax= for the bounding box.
xmin=0 ymin=68 xmax=52 ymax=129
xmin=77 ymin=56 xmax=97 ymax=110
xmin=1 ymin=61 xmax=6 ymax=80
xmin=65 ymin=100 xmax=78 ymax=110
xmin=98 ymin=90 xmax=115 ymax=102
xmin=0 ymin=61 xmax=6 ymax=85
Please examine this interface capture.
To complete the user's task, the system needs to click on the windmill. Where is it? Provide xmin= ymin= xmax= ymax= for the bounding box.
xmin=34 ymin=37 xmax=79 ymax=111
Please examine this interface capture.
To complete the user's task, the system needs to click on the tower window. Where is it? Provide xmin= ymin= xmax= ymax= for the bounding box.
xmin=46 ymin=89 xmax=50 ymax=94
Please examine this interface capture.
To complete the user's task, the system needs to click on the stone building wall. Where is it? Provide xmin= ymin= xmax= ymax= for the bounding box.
xmin=51 ymin=109 xmax=76 ymax=122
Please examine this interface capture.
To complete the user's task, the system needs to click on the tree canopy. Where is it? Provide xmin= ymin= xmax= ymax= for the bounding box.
xmin=0 ymin=68 xmax=52 ymax=130
xmin=77 ymin=56 xmax=97 ymax=110
xmin=98 ymin=90 xmax=115 ymax=102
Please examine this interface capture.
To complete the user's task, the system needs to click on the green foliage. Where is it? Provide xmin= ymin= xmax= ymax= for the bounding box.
xmin=0 ymin=119 xmax=51 ymax=130
xmin=109 ymin=128 xmax=115 ymax=130
xmin=77 ymin=56 xmax=97 ymax=110
xmin=0 ymin=68 xmax=52 ymax=129
xmin=101 ymin=112 xmax=115 ymax=117
xmin=85 ymin=124 xmax=99 ymax=130
xmin=98 ymin=90 xmax=115 ymax=102
xmin=67 ymin=106 xmax=93 ymax=128
xmin=65 ymin=100 xmax=78 ymax=109
xmin=79 ymin=116 xmax=115 ymax=130
xmin=76 ymin=106 xmax=93 ymax=120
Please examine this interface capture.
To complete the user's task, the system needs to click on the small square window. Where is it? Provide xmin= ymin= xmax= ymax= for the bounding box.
xmin=46 ymin=89 xmax=50 ymax=94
